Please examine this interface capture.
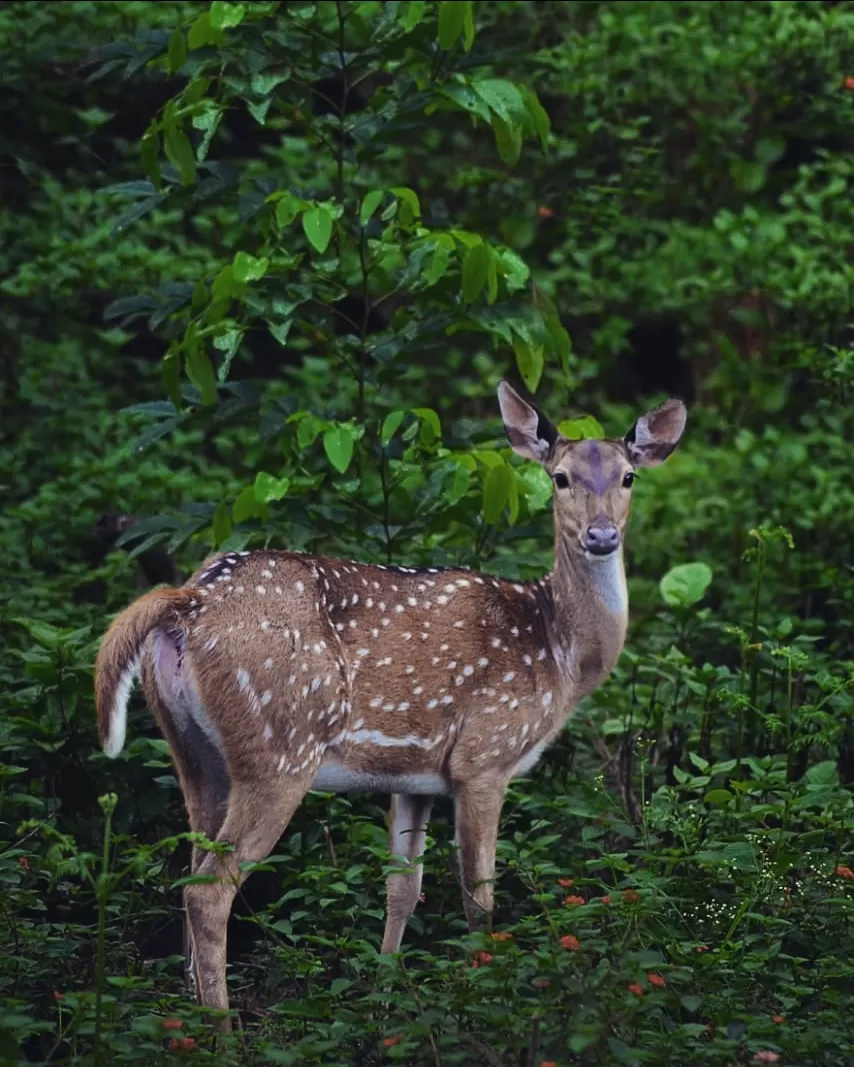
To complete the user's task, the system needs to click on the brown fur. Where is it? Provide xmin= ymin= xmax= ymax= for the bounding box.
xmin=94 ymin=382 xmax=686 ymax=1028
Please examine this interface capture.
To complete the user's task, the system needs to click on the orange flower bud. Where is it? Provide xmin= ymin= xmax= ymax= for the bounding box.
xmin=560 ymin=934 xmax=580 ymax=951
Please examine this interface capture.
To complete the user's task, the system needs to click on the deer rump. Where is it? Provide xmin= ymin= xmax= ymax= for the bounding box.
xmin=94 ymin=583 xmax=452 ymax=797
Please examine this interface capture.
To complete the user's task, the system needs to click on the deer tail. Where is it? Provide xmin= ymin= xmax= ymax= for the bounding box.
xmin=95 ymin=587 xmax=197 ymax=758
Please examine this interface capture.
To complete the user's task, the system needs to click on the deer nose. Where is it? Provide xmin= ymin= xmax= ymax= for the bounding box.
xmin=583 ymin=523 xmax=620 ymax=557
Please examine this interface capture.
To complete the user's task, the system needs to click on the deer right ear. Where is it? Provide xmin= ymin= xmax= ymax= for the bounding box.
xmin=497 ymin=381 xmax=558 ymax=464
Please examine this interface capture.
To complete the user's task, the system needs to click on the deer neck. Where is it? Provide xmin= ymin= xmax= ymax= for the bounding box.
xmin=543 ymin=531 xmax=629 ymax=696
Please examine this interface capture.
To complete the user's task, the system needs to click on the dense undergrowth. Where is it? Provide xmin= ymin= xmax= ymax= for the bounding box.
xmin=1 ymin=2 xmax=853 ymax=1065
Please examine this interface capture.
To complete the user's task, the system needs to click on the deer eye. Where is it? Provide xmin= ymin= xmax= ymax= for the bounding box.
xmin=553 ymin=472 xmax=570 ymax=490
xmin=622 ymin=471 xmax=636 ymax=489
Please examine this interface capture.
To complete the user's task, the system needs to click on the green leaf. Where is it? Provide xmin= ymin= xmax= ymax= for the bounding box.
xmin=233 ymin=251 xmax=269 ymax=284
xmin=461 ymin=242 xmax=490 ymax=303
xmin=437 ymin=1 xmax=465 ymax=49
xmin=558 ymin=415 xmax=604 ymax=440
xmin=381 ymin=410 xmax=406 ymax=447
xmin=297 ymin=414 xmax=320 ymax=449
xmin=483 ymin=462 xmax=510 ymax=524
xmin=167 ymin=29 xmax=187 ymax=73
xmin=756 ymin=137 xmax=785 ymax=166
xmin=323 ymin=426 xmax=354 ymax=473
xmin=522 ymin=87 xmax=551 ymax=150
xmin=254 ymin=472 xmax=290 ymax=503
xmin=211 ymin=501 xmax=232 ymax=547
xmin=360 ymin=189 xmax=384 ymax=226
xmin=731 ymin=159 xmax=766 ymax=193
xmin=607 ymin=1037 xmax=641 ymax=1066
xmin=251 ymin=71 xmax=290 ymax=95
xmin=14 ymin=618 xmax=65 ymax=650
xmin=390 ymin=186 xmax=421 ymax=225
xmin=513 ymin=335 xmax=543 ymax=393
xmin=185 ymin=344 xmax=217 ymax=406
xmin=192 ymin=102 xmax=222 ymax=161
xmin=162 ymin=347 xmax=182 ymax=409
xmin=303 ymin=205 xmax=334 ymax=253
xmin=232 ymin=485 xmax=262 ymax=524
xmin=275 ymin=193 xmax=305 ymax=228
xmin=462 ymin=0 xmax=475 ymax=50
xmin=804 ymin=760 xmax=839 ymax=788
xmin=492 ymin=113 xmax=522 ymax=166
xmin=163 ymin=123 xmax=196 ymax=185
xmin=210 ymin=1 xmax=246 ymax=30
xmin=211 ymin=265 xmax=234 ymax=305
xmin=703 ymin=789 xmax=733 ymax=806
xmin=248 ymin=98 xmax=272 ymax=125
xmin=486 ymin=248 xmax=498 ymax=304
xmin=660 ymin=562 xmax=713 ymax=608
xmin=545 ymin=314 xmax=571 ymax=369
xmin=188 ymin=11 xmax=213 ymax=49
xmin=212 ymin=324 xmax=243 ymax=380
xmin=496 ymin=247 xmax=530 ymax=291
xmin=426 ymin=242 xmax=452 ymax=285
xmin=474 ymin=78 xmax=526 ymax=124
xmin=401 ymin=1 xmax=428 ymax=31
xmin=410 ymin=407 xmax=441 ymax=445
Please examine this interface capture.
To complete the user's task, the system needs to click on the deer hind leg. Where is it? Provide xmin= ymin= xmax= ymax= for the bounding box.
xmin=453 ymin=778 xmax=506 ymax=932
xmin=143 ymin=644 xmax=230 ymax=997
xmin=183 ymin=766 xmax=316 ymax=1029
xmin=381 ymin=794 xmax=434 ymax=953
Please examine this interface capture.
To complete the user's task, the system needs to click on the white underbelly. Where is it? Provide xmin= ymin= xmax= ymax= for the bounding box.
xmin=511 ymin=736 xmax=551 ymax=778
xmin=311 ymin=756 xmax=449 ymax=795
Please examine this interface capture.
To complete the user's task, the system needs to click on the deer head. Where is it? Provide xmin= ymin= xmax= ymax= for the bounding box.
xmin=498 ymin=381 xmax=686 ymax=559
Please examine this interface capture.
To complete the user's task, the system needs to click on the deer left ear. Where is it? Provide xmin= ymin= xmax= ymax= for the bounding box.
xmin=625 ymin=399 xmax=687 ymax=468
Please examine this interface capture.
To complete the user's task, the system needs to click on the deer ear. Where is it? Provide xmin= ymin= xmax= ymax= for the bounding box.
xmin=497 ymin=381 xmax=558 ymax=464
xmin=625 ymin=399 xmax=687 ymax=468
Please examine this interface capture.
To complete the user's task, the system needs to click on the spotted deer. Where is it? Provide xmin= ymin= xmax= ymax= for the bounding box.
xmin=95 ymin=382 xmax=686 ymax=1026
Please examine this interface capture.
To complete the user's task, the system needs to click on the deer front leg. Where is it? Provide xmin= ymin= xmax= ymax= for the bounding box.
xmin=453 ymin=778 xmax=506 ymax=931
xmin=381 ymin=794 xmax=434 ymax=953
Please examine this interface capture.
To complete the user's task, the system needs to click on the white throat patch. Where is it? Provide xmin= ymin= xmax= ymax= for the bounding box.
xmin=589 ymin=549 xmax=628 ymax=618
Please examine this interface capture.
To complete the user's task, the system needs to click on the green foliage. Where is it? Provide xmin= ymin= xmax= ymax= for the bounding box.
xmin=2 ymin=1 xmax=854 ymax=1065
